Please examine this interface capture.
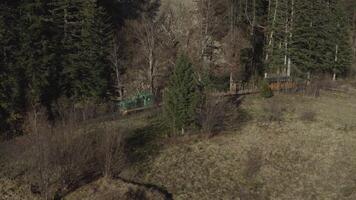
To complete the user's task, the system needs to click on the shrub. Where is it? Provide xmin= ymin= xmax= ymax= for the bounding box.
xmin=22 ymin=106 xmax=126 ymax=199
xmin=206 ymin=74 xmax=230 ymax=92
xmin=305 ymin=78 xmax=338 ymax=97
xmin=260 ymin=80 xmax=273 ymax=98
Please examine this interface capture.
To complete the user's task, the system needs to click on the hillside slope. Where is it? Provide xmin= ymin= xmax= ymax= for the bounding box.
xmin=142 ymin=89 xmax=356 ymax=199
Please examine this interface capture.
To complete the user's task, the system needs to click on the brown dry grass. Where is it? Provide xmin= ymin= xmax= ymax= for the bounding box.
xmin=65 ymin=178 xmax=165 ymax=200
xmin=1 ymin=84 xmax=356 ymax=200
xmin=0 ymin=111 xmax=154 ymax=199
xmin=143 ymin=89 xmax=356 ymax=200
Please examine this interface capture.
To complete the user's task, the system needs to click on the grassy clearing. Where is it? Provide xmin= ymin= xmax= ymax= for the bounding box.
xmin=142 ymin=90 xmax=356 ymax=200
xmin=65 ymin=178 xmax=165 ymax=200
xmin=1 ymin=85 xmax=356 ymax=199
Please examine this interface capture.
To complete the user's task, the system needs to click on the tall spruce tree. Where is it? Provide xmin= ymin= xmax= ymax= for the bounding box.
xmin=49 ymin=0 xmax=112 ymax=102
xmin=164 ymin=55 xmax=200 ymax=135
xmin=0 ymin=3 xmax=22 ymax=136
xmin=330 ymin=1 xmax=352 ymax=75
xmin=266 ymin=0 xmax=293 ymax=74
xmin=289 ymin=0 xmax=351 ymax=76
xmin=79 ymin=1 xmax=112 ymax=99
xmin=17 ymin=0 xmax=51 ymax=109
xmin=288 ymin=0 xmax=314 ymax=74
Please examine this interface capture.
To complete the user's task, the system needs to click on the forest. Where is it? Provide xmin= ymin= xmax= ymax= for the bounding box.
xmin=1 ymin=0 xmax=356 ymax=199
xmin=0 ymin=0 xmax=355 ymax=138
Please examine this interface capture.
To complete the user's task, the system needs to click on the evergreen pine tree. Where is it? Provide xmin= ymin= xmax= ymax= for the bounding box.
xmin=17 ymin=0 xmax=51 ymax=108
xmin=164 ymin=55 xmax=199 ymax=135
xmin=41 ymin=0 xmax=65 ymax=112
xmin=0 ymin=3 xmax=21 ymax=136
xmin=289 ymin=0 xmax=314 ymax=74
xmin=289 ymin=0 xmax=352 ymax=76
xmin=78 ymin=1 xmax=112 ymax=99
xmin=330 ymin=1 xmax=352 ymax=75
xmin=266 ymin=0 xmax=292 ymax=73
xmin=49 ymin=0 xmax=112 ymax=102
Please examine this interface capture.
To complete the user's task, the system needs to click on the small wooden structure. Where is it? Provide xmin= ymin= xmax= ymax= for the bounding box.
xmin=224 ymin=73 xmax=306 ymax=97
xmin=265 ymin=75 xmax=297 ymax=91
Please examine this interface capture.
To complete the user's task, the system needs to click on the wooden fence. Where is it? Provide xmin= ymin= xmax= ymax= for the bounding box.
xmin=218 ymin=77 xmax=307 ymax=97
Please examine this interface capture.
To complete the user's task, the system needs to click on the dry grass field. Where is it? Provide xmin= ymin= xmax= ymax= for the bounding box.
xmin=1 ymin=82 xmax=356 ymax=200
xmin=65 ymin=178 xmax=165 ymax=200
xmin=142 ymin=87 xmax=356 ymax=199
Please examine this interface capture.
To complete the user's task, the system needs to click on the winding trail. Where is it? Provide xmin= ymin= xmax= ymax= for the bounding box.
xmin=113 ymin=174 xmax=174 ymax=200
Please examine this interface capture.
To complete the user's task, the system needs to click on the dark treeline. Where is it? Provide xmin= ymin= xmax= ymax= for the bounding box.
xmin=0 ymin=0 xmax=355 ymax=138
xmin=0 ymin=0 xmax=157 ymax=138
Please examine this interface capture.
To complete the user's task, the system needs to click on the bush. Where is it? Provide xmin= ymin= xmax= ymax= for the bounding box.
xmin=260 ymin=80 xmax=273 ymax=98
xmin=207 ymin=74 xmax=230 ymax=92
xmin=21 ymin=107 xmax=126 ymax=199
xmin=305 ymin=78 xmax=339 ymax=97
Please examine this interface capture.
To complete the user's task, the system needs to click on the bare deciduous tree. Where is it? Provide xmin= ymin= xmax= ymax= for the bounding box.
xmin=195 ymin=0 xmax=229 ymax=71
xmin=101 ymin=124 xmax=125 ymax=179
xmin=125 ymin=9 xmax=180 ymax=96
xmin=126 ymin=16 xmax=159 ymax=94
xmin=23 ymin=103 xmax=126 ymax=199
xmin=109 ymin=31 xmax=124 ymax=99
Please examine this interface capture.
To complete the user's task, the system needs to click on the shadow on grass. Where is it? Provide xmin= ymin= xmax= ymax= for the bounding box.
xmin=124 ymin=123 xmax=164 ymax=164
xmin=224 ymin=96 xmax=253 ymax=132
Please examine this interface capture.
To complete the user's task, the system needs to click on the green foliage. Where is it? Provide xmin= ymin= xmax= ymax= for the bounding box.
xmin=163 ymin=55 xmax=200 ymax=135
xmin=0 ymin=0 xmax=354 ymax=138
xmin=50 ymin=0 xmax=112 ymax=101
xmin=260 ymin=80 xmax=273 ymax=98
xmin=330 ymin=2 xmax=353 ymax=75
xmin=0 ymin=0 xmax=114 ymax=138
xmin=200 ymin=73 xmax=230 ymax=92
xmin=266 ymin=0 xmax=352 ymax=76
xmin=290 ymin=0 xmax=352 ymax=75
xmin=17 ymin=0 xmax=51 ymax=106
xmin=0 ymin=3 xmax=24 ymax=136
xmin=209 ymin=75 xmax=230 ymax=92
xmin=266 ymin=0 xmax=292 ymax=72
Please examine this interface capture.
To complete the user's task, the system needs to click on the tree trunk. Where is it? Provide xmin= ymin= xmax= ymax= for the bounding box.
xmin=149 ymin=48 xmax=155 ymax=94
xmin=352 ymin=10 xmax=356 ymax=62
xmin=266 ymin=0 xmax=279 ymax=61
xmin=64 ymin=7 xmax=68 ymax=39
xmin=115 ymin=67 xmax=122 ymax=98
xmin=201 ymin=0 xmax=212 ymax=71
xmin=230 ymin=72 xmax=234 ymax=93
xmin=111 ymin=36 xmax=122 ymax=98
xmin=287 ymin=0 xmax=294 ymax=77
xmin=284 ymin=8 xmax=288 ymax=67
xmin=251 ymin=0 xmax=256 ymax=76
